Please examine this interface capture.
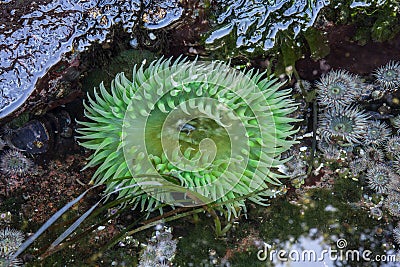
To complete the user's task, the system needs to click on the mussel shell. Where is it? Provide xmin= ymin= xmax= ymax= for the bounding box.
xmin=10 ymin=119 xmax=52 ymax=154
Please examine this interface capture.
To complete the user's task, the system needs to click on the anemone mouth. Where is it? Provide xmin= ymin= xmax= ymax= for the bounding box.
xmin=329 ymin=83 xmax=345 ymax=96
xmin=77 ymin=57 xmax=300 ymax=217
xmin=331 ymin=119 xmax=353 ymax=133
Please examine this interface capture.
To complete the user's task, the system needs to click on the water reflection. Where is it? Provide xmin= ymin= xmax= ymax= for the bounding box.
xmin=256 ymin=184 xmax=398 ymax=267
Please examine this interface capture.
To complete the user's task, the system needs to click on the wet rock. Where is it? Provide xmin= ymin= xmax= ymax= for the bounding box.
xmin=5 ymin=109 xmax=74 ymax=154
xmin=0 ymin=0 xmax=183 ymax=118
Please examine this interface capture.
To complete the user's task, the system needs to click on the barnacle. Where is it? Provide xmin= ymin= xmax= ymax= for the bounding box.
xmin=370 ymin=207 xmax=383 ymax=220
xmin=373 ymin=61 xmax=400 ymax=91
xmin=366 ymin=164 xmax=394 ymax=194
xmin=0 ymin=149 xmax=33 ymax=176
xmin=364 ymin=121 xmax=391 ymax=146
xmin=318 ymin=105 xmax=370 ymax=144
xmin=315 ymin=70 xmax=361 ymax=107
xmin=77 ymin=57 xmax=299 ymax=217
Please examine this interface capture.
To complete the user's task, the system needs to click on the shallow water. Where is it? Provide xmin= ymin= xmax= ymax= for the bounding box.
xmin=1 ymin=1 xmax=400 ymax=266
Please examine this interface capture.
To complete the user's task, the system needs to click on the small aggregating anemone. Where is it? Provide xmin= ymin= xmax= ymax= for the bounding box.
xmin=363 ymin=146 xmax=385 ymax=165
xmin=390 ymin=114 xmax=400 ymax=131
xmin=315 ymin=70 xmax=361 ymax=107
xmin=393 ymin=155 xmax=400 ymax=175
xmin=385 ymin=194 xmax=400 ymax=217
xmin=0 ymin=138 xmax=5 ymax=151
xmin=384 ymin=136 xmax=400 ymax=159
xmin=0 ymin=149 xmax=33 ymax=176
xmin=373 ymin=61 xmax=400 ymax=91
xmin=349 ymin=158 xmax=368 ymax=177
xmin=0 ymin=227 xmax=24 ymax=266
xmin=279 ymin=150 xmax=307 ymax=188
xmin=388 ymin=175 xmax=400 ymax=193
xmin=77 ymin=57 xmax=300 ymax=217
xmin=364 ymin=120 xmax=391 ymax=146
xmin=317 ymin=141 xmax=342 ymax=161
xmin=365 ymin=164 xmax=395 ymax=194
xmin=318 ymin=105 xmax=370 ymax=144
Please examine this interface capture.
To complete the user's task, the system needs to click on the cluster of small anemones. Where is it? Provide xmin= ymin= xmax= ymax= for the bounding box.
xmin=316 ymin=69 xmax=372 ymax=159
xmin=314 ymin=66 xmax=400 ymax=206
xmin=316 ymin=63 xmax=400 ymax=154
xmin=138 ymin=226 xmax=178 ymax=267
xmin=313 ymin=62 xmax=400 ymax=246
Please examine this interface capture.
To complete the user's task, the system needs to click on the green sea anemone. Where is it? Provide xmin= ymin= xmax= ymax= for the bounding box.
xmin=77 ymin=57 xmax=299 ymax=218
